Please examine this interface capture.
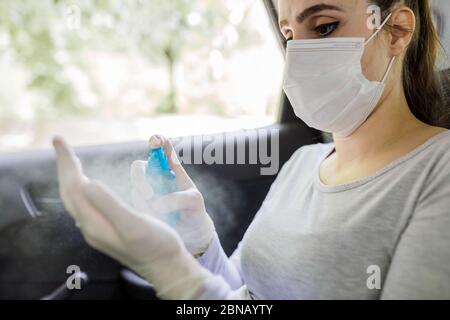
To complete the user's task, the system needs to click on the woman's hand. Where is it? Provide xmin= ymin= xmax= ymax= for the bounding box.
xmin=53 ymin=136 xmax=211 ymax=299
xmin=130 ymin=135 xmax=215 ymax=256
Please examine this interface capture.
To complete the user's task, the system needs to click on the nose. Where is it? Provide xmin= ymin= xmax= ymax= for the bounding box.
xmin=283 ymin=24 xmax=303 ymax=41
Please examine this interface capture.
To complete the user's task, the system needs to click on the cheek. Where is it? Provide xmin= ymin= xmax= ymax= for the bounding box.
xmin=360 ymin=48 xmax=383 ymax=81
xmin=360 ymin=52 xmax=372 ymax=79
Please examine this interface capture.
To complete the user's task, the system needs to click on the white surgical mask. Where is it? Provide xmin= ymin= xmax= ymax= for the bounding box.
xmin=283 ymin=14 xmax=396 ymax=137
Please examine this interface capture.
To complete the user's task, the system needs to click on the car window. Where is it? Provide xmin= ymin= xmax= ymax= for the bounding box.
xmin=434 ymin=0 xmax=450 ymax=62
xmin=0 ymin=0 xmax=284 ymax=152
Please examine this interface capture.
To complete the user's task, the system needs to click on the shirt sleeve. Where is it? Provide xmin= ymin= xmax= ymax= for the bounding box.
xmin=381 ymin=167 xmax=450 ymax=299
xmin=196 ymin=232 xmax=245 ymax=290
xmin=195 ymin=275 xmax=253 ymax=300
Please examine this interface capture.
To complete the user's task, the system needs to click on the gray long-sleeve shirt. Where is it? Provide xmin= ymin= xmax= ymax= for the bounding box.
xmin=198 ymin=130 xmax=450 ymax=299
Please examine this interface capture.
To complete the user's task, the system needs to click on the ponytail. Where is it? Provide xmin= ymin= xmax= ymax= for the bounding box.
xmin=374 ymin=0 xmax=450 ymax=128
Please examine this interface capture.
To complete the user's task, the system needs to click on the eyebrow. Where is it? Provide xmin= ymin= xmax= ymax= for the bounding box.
xmin=279 ymin=3 xmax=344 ymax=28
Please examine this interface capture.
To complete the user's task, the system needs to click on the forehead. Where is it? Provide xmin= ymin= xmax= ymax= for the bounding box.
xmin=277 ymin=0 xmax=363 ymax=18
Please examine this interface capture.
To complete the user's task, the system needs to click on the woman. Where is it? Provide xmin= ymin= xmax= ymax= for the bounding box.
xmin=53 ymin=0 xmax=450 ymax=299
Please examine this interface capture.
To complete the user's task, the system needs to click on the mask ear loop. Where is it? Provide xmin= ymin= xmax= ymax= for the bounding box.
xmin=364 ymin=12 xmax=393 ymax=46
xmin=381 ymin=56 xmax=396 ymax=83
xmin=364 ymin=12 xmax=396 ymax=83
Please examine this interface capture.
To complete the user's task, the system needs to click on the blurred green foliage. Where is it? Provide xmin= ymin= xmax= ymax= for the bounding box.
xmin=0 ymin=0 xmax=260 ymax=121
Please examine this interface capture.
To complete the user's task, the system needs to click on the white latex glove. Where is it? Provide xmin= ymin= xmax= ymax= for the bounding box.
xmin=130 ymin=135 xmax=215 ymax=256
xmin=52 ymin=136 xmax=215 ymax=300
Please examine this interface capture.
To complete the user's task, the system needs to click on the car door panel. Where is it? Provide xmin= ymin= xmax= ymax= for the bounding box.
xmin=0 ymin=123 xmax=320 ymax=299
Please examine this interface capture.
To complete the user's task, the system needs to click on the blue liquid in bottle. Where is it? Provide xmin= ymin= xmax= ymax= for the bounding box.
xmin=146 ymin=147 xmax=181 ymax=227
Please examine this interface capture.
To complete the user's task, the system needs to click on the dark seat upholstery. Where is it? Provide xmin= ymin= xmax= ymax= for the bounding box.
xmin=441 ymin=69 xmax=450 ymax=100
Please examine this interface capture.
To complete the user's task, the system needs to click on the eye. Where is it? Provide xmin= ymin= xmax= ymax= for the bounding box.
xmin=314 ymin=21 xmax=340 ymax=37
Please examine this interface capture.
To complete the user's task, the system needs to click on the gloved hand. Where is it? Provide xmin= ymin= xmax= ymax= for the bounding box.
xmin=130 ymin=135 xmax=215 ymax=256
xmin=52 ymin=136 xmax=214 ymax=299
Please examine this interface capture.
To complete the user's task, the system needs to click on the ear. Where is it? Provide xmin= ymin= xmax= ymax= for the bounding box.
xmin=387 ymin=6 xmax=416 ymax=57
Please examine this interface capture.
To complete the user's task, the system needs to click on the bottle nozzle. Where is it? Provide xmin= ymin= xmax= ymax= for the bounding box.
xmin=148 ymin=135 xmax=164 ymax=150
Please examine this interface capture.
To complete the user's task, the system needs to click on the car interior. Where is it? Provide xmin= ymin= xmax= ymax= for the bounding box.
xmin=0 ymin=0 xmax=449 ymax=299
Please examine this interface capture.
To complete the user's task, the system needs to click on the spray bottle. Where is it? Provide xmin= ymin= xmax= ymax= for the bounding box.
xmin=146 ymin=136 xmax=181 ymax=227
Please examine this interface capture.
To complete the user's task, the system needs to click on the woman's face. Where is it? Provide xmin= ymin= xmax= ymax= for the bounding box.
xmin=278 ymin=0 xmax=392 ymax=83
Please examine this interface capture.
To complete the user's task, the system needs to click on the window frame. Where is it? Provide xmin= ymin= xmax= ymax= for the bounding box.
xmin=262 ymin=0 xmax=304 ymax=125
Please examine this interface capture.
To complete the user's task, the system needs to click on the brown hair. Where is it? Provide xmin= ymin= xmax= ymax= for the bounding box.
xmin=372 ymin=0 xmax=449 ymax=128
